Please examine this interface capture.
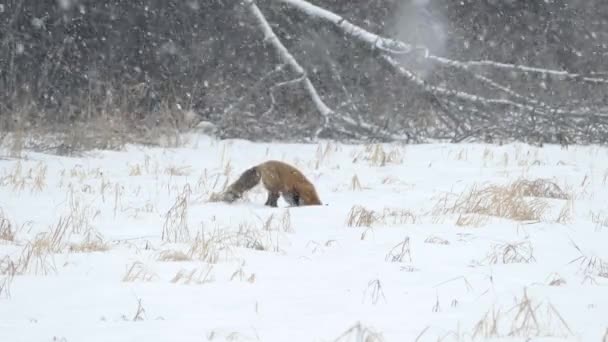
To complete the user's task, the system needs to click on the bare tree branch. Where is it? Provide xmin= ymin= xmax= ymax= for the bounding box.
xmin=244 ymin=0 xmax=331 ymax=138
xmin=275 ymin=0 xmax=608 ymax=84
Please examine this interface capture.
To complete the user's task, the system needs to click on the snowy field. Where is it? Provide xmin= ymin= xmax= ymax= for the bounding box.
xmin=1 ymin=134 xmax=607 ymax=342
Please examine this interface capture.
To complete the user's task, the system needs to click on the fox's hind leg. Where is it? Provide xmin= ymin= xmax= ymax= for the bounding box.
xmin=265 ymin=192 xmax=279 ymax=207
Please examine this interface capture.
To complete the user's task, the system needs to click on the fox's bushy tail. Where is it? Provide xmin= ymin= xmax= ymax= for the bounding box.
xmin=220 ymin=166 xmax=261 ymax=202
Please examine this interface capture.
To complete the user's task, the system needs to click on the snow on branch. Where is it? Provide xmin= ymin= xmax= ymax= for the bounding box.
xmin=275 ymin=0 xmax=608 ymax=85
xmin=244 ymin=0 xmax=331 ymax=138
xmin=243 ymin=0 xmax=413 ymax=142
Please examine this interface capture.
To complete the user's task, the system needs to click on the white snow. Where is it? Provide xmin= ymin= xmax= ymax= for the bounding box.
xmin=1 ymin=134 xmax=607 ymax=342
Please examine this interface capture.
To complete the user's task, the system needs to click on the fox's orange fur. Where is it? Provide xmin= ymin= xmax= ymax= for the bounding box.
xmin=213 ymin=160 xmax=322 ymax=207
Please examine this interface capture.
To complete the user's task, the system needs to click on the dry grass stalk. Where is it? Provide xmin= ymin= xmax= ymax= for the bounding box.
xmin=363 ymin=279 xmax=387 ymax=305
xmin=128 ymin=163 xmax=142 ymax=176
xmin=590 ymin=211 xmax=608 ymax=231
xmin=569 ymin=240 xmax=608 ymax=278
xmin=69 ymin=230 xmax=109 ymax=253
xmin=187 ymin=229 xmax=233 ymax=264
xmin=196 ymin=169 xmax=223 ymax=195
xmin=346 ymin=205 xmax=376 ymax=227
xmin=122 ymin=261 xmax=157 ymax=282
xmin=65 ymin=192 xmax=99 ymax=234
xmin=484 ymin=240 xmax=536 ymax=265
xmin=31 ymin=162 xmax=47 ymax=193
xmin=0 ymin=256 xmax=17 ymax=298
xmin=235 ymin=222 xmax=283 ymax=253
xmin=170 ymin=266 xmax=214 ymax=285
xmin=455 ymin=213 xmax=489 ymax=227
xmin=472 ymin=289 xmax=573 ymax=339
xmin=555 ymin=199 xmax=573 ymax=224
xmin=332 ymin=322 xmax=384 ymax=342
xmin=157 ymin=249 xmax=191 ymax=262
xmin=351 ymin=174 xmax=362 ymax=191
xmin=385 ymin=237 xmax=412 ymax=263
xmin=16 ymin=215 xmax=75 ymax=275
xmin=424 ymin=235 xmax=450 ymax=245
xmin=132 ymin=298 xmax=146 ymax=321
xmin=434 ymin=179 xmax=565 ymax=222
xmin=261 ymin=211 xmax=293 ymax=233
xmin=346 ymin=205 xmax=417 ymax=228
xmin=17 ymin=237 xmax=57 ymax=275
xmin=162 ymin=184 xmax=192 ymax=243
xmin=315 ymin=141 xmax=336 ymax=167
xmin=0 ymin=216 xmax=15 ymax=242
xmin=0 ymin=161 xmax=48 ymax=193
xmin=165 ymin=165 xmax=191 ymax=176
xmin=352 ymin=144 xmax=403 ymax=166
xmin=546 ymin=273 xmax=567 ymax=287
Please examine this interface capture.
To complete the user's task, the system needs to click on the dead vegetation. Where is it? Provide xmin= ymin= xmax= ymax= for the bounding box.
xmin=122 ymin=261 xmax=158 ymax=282
xmin=434 ymin=178 xmax=569 ymax=223
xmin=187 ymin=229 xmax=233 ymax=264
xmin=0 ymin=256 xmax=16 ymax=298
xmin=332 ymin=322 xmax=384 ymax=342
xmin=363 ymin=279 xmax=387 ymax=305
xmin=162 ymin=184 xmax=192 ymax=243
xmin=0 ymin=213 xmax=16 ymax=242
xmin=590 ymin=211 xmax=608 ymax=231
xmin=424 ymin=235 xmax=450 ymax=245
xmin=0 ymin=161 xmax=48 ymax=193
xmin=157 ymin=249 xmax=191 ymax=262
xmin=352 ymin=144 xmax=403 ymax=166
xmin=472 ymin=289 xmax=573 ymax=339
xmin=385 ymin=237 xmax=412 ymax=263
xmin=346 ymin=205 xmax=417 ymax=227
xmin=569 ymin=240 xmax=608 ymax=279
xmin=68 ymin=230 xmax=110 ymax=253
xmin=170 ymin=266 xmax=214 ymax=285
xmin=483 ymin=240 xmax=536 ymax=265
xmin=260 ymin=210 xmax=293 ymax=233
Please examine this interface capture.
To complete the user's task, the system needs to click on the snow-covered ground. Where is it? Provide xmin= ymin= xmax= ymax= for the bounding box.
xmin=1 ymin=134 xmax=607 ymax=342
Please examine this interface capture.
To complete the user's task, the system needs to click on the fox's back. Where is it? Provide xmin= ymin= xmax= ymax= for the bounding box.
xmin=259 ymin=160 xmax=308 ymax=190
xmin=258 ymin=160 xmax=321 ymax=205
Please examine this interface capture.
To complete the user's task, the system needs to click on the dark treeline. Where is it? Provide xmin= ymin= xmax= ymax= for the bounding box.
xmin=1 ymin=0 xmax=607 ymax=144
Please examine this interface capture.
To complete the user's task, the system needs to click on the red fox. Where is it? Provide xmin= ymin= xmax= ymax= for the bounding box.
xmin=211 ymin=160 xmax=322 ymax=207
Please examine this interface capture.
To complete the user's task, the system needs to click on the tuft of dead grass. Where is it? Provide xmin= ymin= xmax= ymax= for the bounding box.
xmin=0 ymin=256 xmax=16 ymax=298
xmin=454 ymin=213 xmax=489 ymax=227
xmin=261 ymin=211 xmax=293 ymax=233
xmin=122 ymin=261 xmax=158 ymax=282
xmin=187 ymin=229 xmax=233 ymax=264
xmin=332 ymin=322 xmax=384 ymax=342
xmin=0 ymin=215 xmax=15 ymax=242
xmin=483 ymin=240 xmax=536 ymax=265
xmin=157 ymin=249 xmax=191 ymax=262
xmin=162 ymin=184 xmax=191 ymax=243
xmin=434 ymin=178 xmax=568 ymax=222
xmin=472 ymin=288 xmax=573 ymax=339
xmin=352 ymin=144 xmax=403 ymax=167
xmin=346 ymin=205 xmax=417 ymax=228
xmin=590 ymin=211 xmax=608 ymax=232
xmin=68 ymin=230 xmax=110 ymax=253
xmin=385 ymin=237 xmax=412 ymax=263
xmin=546 ymin=273 xmax=567 ymax=287
xmin=363 ymin=279 xmax=387 ymax=305
xmin=424 ymin=235 xmax=450 ymax=245
xmin=170 ymin=266 xmax=214 ymax=285
xmin=0 ymin=161 xmax=48 ymax=193
xmin=569 ymin=240 xmax=608 ymax=279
